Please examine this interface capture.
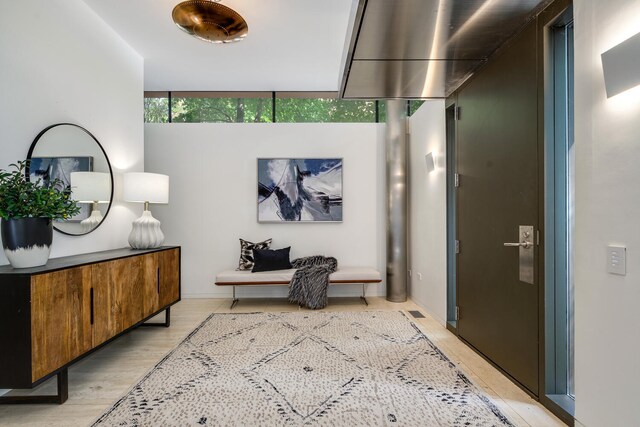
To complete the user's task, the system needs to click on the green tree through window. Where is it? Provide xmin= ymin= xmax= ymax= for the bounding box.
xmin=144 ymin=98 xmax=169 ymax=123
xmin=143 ymin=93 xmax=426 ymax=123
xmin=171 ymin=97 xmax=273 ymax=123
xmin=275 ymin=98 xmax=375 ymax=123
xmin=410 ymin=100 xmax=425 ymax=116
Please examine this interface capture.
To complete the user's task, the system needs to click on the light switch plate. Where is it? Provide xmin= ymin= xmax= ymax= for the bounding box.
xmin=607 ymin=246 xmax=626 ymax=275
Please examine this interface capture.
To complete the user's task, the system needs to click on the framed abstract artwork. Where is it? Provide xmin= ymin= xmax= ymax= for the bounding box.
xmin=258 ymin=158 xmax=343 ymax=222
xmin=29 ymin=156 xmax=94 ymax=221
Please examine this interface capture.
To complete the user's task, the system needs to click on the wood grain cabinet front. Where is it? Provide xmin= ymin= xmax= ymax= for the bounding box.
xmin=159 ymin=248 xmax=180 ymax=308
xmin=91 ymin=256 xmax=145 ymax=346
xmin=142 ymin=252 xmax=160 ymax=317
xmin=30 ymin=266 xmax=92 ymax=382
xmin=0 ymin=246 xmax=181 ymax=403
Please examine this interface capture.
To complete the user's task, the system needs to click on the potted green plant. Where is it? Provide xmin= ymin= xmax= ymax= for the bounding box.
xmin=0 ymin=160 xmax=80 ymax=268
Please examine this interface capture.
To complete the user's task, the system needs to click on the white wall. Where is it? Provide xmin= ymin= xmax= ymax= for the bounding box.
xmin=0 ymin=0 xmax=144 ymax=265
xmin=573 ymin=1 xmax=640 ymax=425
xmin=408 ymin=101 xmax=447 ymax=323
xmin=0 ymin=0 xmax=142 ymax=398
xmin=145 ymin=123 xmax=386 ymax=298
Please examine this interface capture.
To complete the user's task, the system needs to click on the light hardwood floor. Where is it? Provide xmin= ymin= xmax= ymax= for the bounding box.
xmin=0 ymin=297 xmax=565 ymax=426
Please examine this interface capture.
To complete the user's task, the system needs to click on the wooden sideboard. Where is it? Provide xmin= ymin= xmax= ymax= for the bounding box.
xmin=0 ymin=246 xmax=180 ymax=404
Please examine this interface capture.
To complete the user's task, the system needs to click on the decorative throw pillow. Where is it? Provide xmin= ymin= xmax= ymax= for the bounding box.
xmin=237 ymin=238 xmax=272 ymax=271
xmin=252 ymin=247 xmax=293 ymax=272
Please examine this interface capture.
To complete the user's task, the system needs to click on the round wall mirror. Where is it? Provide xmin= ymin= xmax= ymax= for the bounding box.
xmin=27 ymin=123 xmax=114 ymax=236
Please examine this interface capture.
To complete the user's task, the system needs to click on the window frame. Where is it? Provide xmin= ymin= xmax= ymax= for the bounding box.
xmin=143 ymin=91 xmax=425 ymax=124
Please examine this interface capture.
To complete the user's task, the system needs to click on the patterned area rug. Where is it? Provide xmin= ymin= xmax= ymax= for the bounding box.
xmin=93 ymin=311 xmax=513 ymax=426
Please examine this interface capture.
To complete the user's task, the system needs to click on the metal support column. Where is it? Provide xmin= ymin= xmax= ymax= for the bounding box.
xmin=385 ymin=100 xmax=409 ymax=302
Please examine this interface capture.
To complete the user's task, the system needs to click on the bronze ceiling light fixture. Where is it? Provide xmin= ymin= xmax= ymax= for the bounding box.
xmin=172 ymin=0 xmax=248 ymax=44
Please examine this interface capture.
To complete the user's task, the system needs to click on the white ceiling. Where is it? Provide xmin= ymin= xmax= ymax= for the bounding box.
xmin=83 ymin=0 xmax=356 ymax=91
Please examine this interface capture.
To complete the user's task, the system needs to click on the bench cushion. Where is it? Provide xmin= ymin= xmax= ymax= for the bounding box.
xmin=329 ymin=267 xmax=381 ymax=282
xmin=215 ymin=266 xmax=381 ymax=285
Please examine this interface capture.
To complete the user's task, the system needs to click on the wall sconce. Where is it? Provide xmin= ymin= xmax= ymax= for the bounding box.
xmin=425 ymin=152 xmax=435 ymax=173
xmin=602 ymin=31 xmax=640 ymax=98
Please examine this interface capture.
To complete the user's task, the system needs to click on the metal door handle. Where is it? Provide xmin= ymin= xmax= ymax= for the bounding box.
xmin=506 ymin=226 xmax=535 ymax=284
xmin=504 ymin=241 xmax=532 ymax=249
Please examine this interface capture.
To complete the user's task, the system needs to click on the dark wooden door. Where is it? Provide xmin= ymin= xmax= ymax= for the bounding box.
xmin=456 ymin=24 xmax=539 ymax=395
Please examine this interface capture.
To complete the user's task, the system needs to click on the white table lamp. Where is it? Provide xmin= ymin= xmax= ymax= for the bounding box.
xmin=123 ymin=172 xmax=169 ymax=249
xmin=70 ymin=172 xmax=111 ymax=232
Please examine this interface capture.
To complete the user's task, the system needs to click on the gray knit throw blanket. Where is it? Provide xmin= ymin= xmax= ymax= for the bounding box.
xmin=288 ymin=256 xmax=338 ymax=310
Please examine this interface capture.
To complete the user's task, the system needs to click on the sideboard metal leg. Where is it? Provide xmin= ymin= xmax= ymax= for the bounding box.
xmin=57 ymin=368 xmax=69 ymax=404
xmin=0 ymin=368 xmax=68 ymax=405
xmin=140 ymin=307 xmax=171 ymax=327
xmin=164 ymin=307 xmax=171 ymax=327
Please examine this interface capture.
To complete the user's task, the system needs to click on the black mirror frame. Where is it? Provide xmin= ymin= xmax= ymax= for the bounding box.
xmin=26 ymin=123 xmax=114 ymax=236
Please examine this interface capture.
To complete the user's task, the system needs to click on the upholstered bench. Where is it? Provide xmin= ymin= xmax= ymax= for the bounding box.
xmin=215 ymin=267 xmax=382 ymax=308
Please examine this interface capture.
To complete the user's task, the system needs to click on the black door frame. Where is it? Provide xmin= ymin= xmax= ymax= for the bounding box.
xmin=445 ymin=98 xmax=458 ymax=333
xmin=538 ymin=1 xmax=575 ymax=425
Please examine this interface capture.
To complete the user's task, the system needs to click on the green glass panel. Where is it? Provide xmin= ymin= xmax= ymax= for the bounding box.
xmin=144 ymin=97 xmax=169 ymax=123
xmin=409 ymin=100 xmax=425 ymax=116
xmin=275 ymin=98 xmax=375 ymax=123
xmin=171 ymin=97 xmax=273 ymax=123
xmin=377 ymin=101 xmax=387 ymax=123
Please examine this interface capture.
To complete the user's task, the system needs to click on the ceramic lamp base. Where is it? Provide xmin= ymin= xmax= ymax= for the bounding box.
xmin=129 ymin=210 xmax=165 ymax=249
xmin=81 ymin=208 xmax=103 ymax=233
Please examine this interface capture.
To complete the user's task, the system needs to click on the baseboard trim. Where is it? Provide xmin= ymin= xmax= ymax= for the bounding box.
xmin=407 ymin=295 xmax=447 ymax=326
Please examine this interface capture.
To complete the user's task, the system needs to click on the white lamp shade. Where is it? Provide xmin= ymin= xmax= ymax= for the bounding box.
xmin=70 ymin=172 xmax=111 ymax=203
xmin=123 ymin=172 xmax=169 ymax=204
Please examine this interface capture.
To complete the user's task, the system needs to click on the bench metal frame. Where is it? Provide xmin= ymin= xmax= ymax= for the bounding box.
xmin=215 ymin=280 xmax=381 ymax=309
